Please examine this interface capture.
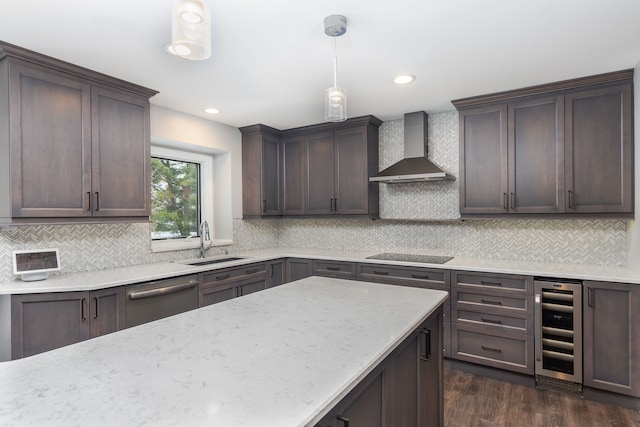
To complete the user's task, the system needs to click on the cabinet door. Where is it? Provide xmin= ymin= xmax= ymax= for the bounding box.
xmin=267 ymin=260 xmax=285 ymax=288
xmin=9 ymin=61 xmax=92 ymax=217
xmin=334 ymin=127 xmax=370 ymax=214
xmin=286 ymin=258 xmax=313 ymax=282
xmin=565 ymin=84 xmax=633 ymax=213
xmin=459 ymin=105 xmax=508 ymax=214
xmin=89 ymin=287 xmax=125 ymax=338
xmin=11 ymin=292 xmax=91 ymax=359
xmin=281 ymin=136 xmax=305 ymax=215
xmin=508 ymin=96 xmax=564 ymax=213
xmin=200 ymin=282 xmax=236 ymax=307
xmin=305 ymin=132 xmax=335 ymax=214
xmin=237 ymin=276 xmax=268 ymax=297
xmin=91 ymin=86 xmax=150 ymax=217
xmin=318 ymin=372 xmax=384 ymax=427
xmin=583 ymin=281 xmax=640 ymax=397
xmin=261 ymin=134 xmax=281 ymax=215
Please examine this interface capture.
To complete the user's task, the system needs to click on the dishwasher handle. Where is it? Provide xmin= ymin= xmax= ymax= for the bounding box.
xmin=128 ymin=280 xmax=199 ymax=300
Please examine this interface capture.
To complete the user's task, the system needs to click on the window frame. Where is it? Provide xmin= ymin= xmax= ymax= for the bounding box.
xmin=150 ymin=144 xmax=214 ymax=253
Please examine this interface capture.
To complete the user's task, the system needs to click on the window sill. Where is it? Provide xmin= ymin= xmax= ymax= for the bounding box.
xmin=151 ymin=238 xmax=233 ymax=253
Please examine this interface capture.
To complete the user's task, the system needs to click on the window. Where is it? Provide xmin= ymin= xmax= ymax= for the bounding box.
xmin=151 ymin=157 xmax=200 ymax=240
xmin=150 ymin=144 xmax=215 ymax=252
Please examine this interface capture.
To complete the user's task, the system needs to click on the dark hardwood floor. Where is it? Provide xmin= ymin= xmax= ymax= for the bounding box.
xmin=444 ymin=368 xmax=640 ymax=427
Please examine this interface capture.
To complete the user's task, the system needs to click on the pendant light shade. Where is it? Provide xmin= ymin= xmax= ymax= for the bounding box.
xmin=171 ymin=0 xmax=211 ymax=60
xmin=324 ymin=15 xmax=348 ymax=122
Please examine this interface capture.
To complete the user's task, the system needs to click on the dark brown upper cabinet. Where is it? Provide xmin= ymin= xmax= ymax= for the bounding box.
xmin=240 ymin=124 xmax=282 ymax=217
xmin=454 ymin=69 xmax=633 ymax=218
xmin=0 ymin=42 xmax=157 ymax=225
xmin=241 ymin=115 xmax=381 ymax=218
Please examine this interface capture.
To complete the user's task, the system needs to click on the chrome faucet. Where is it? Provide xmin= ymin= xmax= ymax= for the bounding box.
xmin=199 ymin=220 xmax=211 ymax=258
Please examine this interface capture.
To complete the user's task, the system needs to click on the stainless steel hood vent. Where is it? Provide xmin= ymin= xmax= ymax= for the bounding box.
xmin=370 ymin=111 xmax=455 ymax=183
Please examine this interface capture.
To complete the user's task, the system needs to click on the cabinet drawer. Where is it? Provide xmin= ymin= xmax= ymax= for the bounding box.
xmin=199 ymin=282 xmax=236 ymax=307
xmin=358 ymin=263 xmax=448 ymax=287
xmin=452 ymin=324 xmax=533 ymax=374
xmin=312 ymin=260 xmax=356 ymax=278
xmin=455 ymin=309 xmax=530 ymax=333
xmin=455 ymin=291 xmax=530 ymax=312
xmin=201 ymin=263 xmax=267 ymax=287
xmin=453 ymin=271 xmax=533 ymax=293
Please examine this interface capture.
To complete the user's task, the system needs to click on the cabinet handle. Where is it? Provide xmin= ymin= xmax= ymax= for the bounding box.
xmin=329 ymin=198 xmax=334 ymax=211
xmin=568 ymin=190 xmax=574 ymax=208
xmin=480 ymin=280 xmax=502 ymax=286
xmin=481 ymin=345 xmax=503 ymax=353
xmin=510 ymin=192 xmax=515 ymax=210
xmin=334 ymin=198 xmax=338 ymax=211
xmin=411 ymin=274 xmax=430 ymax=280
xmin=216 ymin=274 xmax=231 ymax=280
xmin=246 ymin=269 xmax=258 ymax=274
xmin=481 ymin=299 xmax=503 ymax=306
xmin=503 ymin=193 xmax=508 ymax=210
xmin=481 ymin=317 xmax=503 ymax=325
xmin=95 ymin=192 xmax=100 ymax=211
xmin=87 ymin=192 xmax=91 ymax=211
xmin=373 ymin=270 xmax=389 ymax=275
xmin=588 ymin=287 xmax=593 ymax=308
xmin=262 ymin=199 xmax=266 ymax=213
xmin=420 ymin=328 xmax=432 ymax=361
xmin=81 ymin=298 xmax=87 ymax=321
xmin=326 ymin=266 xmax=340 ymax=271
xmin=93 ymin=297 xmax=98 ymax=319
xmin=336 ymin=415 xmax=350 ymax=427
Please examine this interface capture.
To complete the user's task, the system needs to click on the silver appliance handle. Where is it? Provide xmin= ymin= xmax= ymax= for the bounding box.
xmin=128 ymin=280 xmax=198 ymax=300
xmin=534 ymin=292 xmax=542 ymax=363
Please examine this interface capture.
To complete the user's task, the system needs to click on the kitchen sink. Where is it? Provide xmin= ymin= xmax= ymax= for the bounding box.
xmin=179 ymin=257 xmax=246 ymax=266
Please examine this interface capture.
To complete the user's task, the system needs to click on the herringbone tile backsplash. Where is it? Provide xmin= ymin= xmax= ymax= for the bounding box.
xmin=0 ymin=112 xmax=629 ymax=282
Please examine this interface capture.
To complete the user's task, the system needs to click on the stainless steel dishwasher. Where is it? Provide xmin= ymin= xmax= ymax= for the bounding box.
xmin=125 ymin=274 xmax=199 ymax=328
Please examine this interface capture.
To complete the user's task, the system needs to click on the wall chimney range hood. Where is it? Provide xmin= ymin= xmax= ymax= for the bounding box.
xmin=370 ymin=111 xmax=455 ymax=183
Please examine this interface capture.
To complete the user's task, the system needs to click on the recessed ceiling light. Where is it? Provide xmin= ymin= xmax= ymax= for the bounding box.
xmin=394 ymin=74 xmax=416 ymax=85
xmin=204 ymin=107 xmax=221 ymax=114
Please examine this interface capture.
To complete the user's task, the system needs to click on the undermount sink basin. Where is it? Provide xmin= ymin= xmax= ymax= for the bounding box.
xmin=180 ymin=257 xmax=246 ymax=266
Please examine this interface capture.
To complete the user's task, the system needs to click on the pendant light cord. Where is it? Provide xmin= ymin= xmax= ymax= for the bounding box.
xmin=333 ymin=37 xmax=338 ymax=87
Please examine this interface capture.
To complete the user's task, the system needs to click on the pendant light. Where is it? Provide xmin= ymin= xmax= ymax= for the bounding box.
xmin=171 ymin=0 xmax=211 ymax=60
xmin=324 ymin=15 xmax=347 ymax=122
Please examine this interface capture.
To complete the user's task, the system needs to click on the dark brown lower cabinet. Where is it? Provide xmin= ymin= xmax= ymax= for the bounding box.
xmin=267 ymin=260 xmax=285 ymax=287
xmin=313 ymin=260 xmax=356 ymax=279
xmin=583 ymin=281 xmax=640 ymax=397
xmin=315 ymin=307 xmax=443 ymax=427
xmin=10 ymin=287 xmax=125 ymax=359
xmin=286 ymin=258 xmax=313 ymax=282
xmin=199 ymin=263 xmax=269 ymax=307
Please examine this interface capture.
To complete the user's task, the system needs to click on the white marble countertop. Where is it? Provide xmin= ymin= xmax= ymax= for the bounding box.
xmin=1 ymin=247 xmax=640 ymax=295
xmin=0 ymin=277 xmax=448 ymax=427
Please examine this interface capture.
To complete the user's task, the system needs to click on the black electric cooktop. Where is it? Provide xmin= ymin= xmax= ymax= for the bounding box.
xmin=366 ymin=253 xmax=454 ymax=264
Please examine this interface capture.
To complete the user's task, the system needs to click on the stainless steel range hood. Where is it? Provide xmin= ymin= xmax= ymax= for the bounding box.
xmin=370 ymin=111 xmax=455 ymax=183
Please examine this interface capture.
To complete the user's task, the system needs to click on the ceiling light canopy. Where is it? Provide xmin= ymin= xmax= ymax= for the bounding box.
xmin=204 ymin=107 xmax=220 ymax=114
xmin=171 ymin=0 xmax=211 ymax=60
xmin=324 ymin=15 xmax=348 ymax=123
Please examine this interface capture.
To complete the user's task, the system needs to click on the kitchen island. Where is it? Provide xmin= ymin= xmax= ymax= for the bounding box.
xmin=0 ymin=276 xmax=447 ymax=426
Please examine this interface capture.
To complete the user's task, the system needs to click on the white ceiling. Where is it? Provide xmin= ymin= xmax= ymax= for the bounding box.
xmin=1 ymin=0 xmax=640 ymax=130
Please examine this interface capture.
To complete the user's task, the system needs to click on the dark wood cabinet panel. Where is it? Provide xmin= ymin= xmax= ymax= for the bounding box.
xmin=267 ymin=259 xmax=285 ymax=288
xmin=456 ymin=70 xmax=633 ymax=217
xmin=281 ymin=136 xmax=305 ymax=215
xmin=240 ymin=125 xmax=281 ymax=217
xmin=334 ymin=127 xmax=371 ymax=215
xmin=312 ymin=259 xmax=356 ymax=279
xmin=583 ymin=281 xmax=640 ymax=397
xmin=237 ymin=276 xmax=267 ymax=296
xmin=200 ymin=282 xmax=236 ymax=307
xmin=459 ymin=104 xmax=508 ymax=214
xmin=199 ymin=263 xmax=269 ymax=306
xmin=9 ymin=61 xmax=92 ymax=217
xmin=11 ymin=288 xmax=124 ymax=359
xmin=305 ymin=131 xmax=336 ymax=215
xmin=565 ymin=84 xmax=633 ymax=213
xmin=508 ymin=95 xmax=564 ymax=213
xmin=286 ymin=258 xmax=313 ymax=282
xmin=91 ymin=87 xmax=151 ymax=217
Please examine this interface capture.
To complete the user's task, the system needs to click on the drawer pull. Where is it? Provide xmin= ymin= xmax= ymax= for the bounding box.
xmin=373 ymin=270 xmax=389 ymax=275
xmin=481 ymin=345 xmax=503 ymax=353
xmin=336 ymin=415 xmax=350 ymax=427
xmin=481 ymin=317 xmax=503 ymax=325
xmin=245 ymin=269 xmax=258 ymax=274
xmin=216 ymin=274 xmax=231 ymax=280
xmin=481 ymin=299 xmax=503 ymax=306
xmin=326 ymin=267 xmax=340 ymax=271
xmin=411 ymin=274 xmax=430 ymax=280
xmin=481 ymin=280 xmax=503 ymax=287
